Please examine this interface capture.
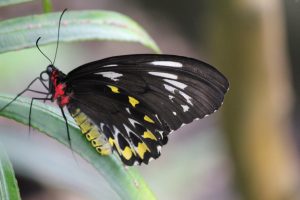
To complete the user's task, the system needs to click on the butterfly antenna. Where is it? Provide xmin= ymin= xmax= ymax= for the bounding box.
xmin=36 ymin=37 xmax=53 ymax=64
xmin=53 ymin=8 xmax=67 ymax=65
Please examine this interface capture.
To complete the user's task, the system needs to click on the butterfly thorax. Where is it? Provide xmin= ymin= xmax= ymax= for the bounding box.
xmin=47 ymin=65 xmax=70 ymax=107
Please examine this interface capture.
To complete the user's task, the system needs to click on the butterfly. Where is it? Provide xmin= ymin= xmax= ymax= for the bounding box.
xmin=0 ymin=10 xmax=229 ymax=166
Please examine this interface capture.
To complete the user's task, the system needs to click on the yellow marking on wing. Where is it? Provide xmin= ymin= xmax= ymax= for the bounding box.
xmin=144 ymin=115 xmax=155 ymax=123
xmin=109 ymin=137 xmax=122 ymax=155
xmin=128 ymin=96 xmax=139 ymax=107
xmin=137 ymin=142 xmax=150 ymax=159
xmin=109 ymin=136 xmax=127 ymax=156
xmin=143 ymin=130 xmax=157 ymax=141
xmin=74 ymin=112 xmax=87 ymax=125
xmin=122 ymin=146 xmax=133 ymax=160
xmin=86 ymin=127 xmax=100 ymax=141
xmin=80 ymin=120 xmax=92 ymax=134
xmin=108 ymin=137 xmax=115 ymax=146
xmin=107 ymin=85 xmax=120 ymax=93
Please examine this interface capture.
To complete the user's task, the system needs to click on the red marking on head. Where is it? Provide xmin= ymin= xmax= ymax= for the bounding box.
xmin=50 ymin=70 xmax=59 ymax=87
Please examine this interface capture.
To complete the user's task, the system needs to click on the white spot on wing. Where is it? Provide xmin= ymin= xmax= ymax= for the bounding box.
xmin=126 ymin=107 xmax=131 ymax=114
xmin=123 ymin=124 xmax=132 ymax=134
xmin=128 ymin=118 xmax=140 ymax=127
xmin=95 ymin=71 xmax=123 ymax=81
xmin=100 ymin=123 xmax=105 ymax=131
xmin=169 ymin=95 xmax=175 ymax=102
xmin=155 ymin=114 xmax=162 ymax=124
xmin=179 ymin=91 xmax=193 ymax=105
xmin=173 ymin=111 xmax=177 ymax=116
xmin=181 ymin=105 xmax=189 ymax=112
xmin=102 ymin=64 xmax=118 ymax=68
xmin=148 ymin=72 xmax=177 ymax=79
xmin=157 ymin=146 xmax=162 ymax=153
xmin=113 ymin=126 xmax=120 ymax=135
xmin=164 ymin=84 xmax=176 ymax=93
xmin=164 ymin=79 xmax=187 ymax=89
xmin=150 ymin=61 xmax=183 ymax=68
xmin=158 ymin=131 xmax=164 ymax=138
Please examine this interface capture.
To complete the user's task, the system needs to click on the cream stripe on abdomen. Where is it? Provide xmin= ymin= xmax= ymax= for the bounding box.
xmin=70 ymin=108 xmax=112 ymax=155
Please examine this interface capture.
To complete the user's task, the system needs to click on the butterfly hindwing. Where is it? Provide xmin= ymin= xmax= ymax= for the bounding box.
xmin=65 ymin=54 xmax=229 ymax=165
xmin=67 ymin=85 xmax=165 ymax=165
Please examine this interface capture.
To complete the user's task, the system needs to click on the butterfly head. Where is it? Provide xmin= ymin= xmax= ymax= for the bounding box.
xmin=39 ymin=65 xmax=54 ymax=81
xmin=46 ymin=65 xmax=56 ymax=75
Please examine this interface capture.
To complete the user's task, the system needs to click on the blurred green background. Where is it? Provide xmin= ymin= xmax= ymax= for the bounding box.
xmin=1 ymin=0 xmax=300 ymax=200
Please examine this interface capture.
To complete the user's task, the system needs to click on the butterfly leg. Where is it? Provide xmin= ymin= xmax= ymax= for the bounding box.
xmin=0 ymin=77 xmax=48 ymax=113
xmin=59 ymin=106 xmax=72 ymax=149
xmin=29 ymin=97 xmax=52 ymax=134
xmin=38 ymin=79 xmax=49 ymax=91
xmin=43 ymin=94 xmax=50 ymax=103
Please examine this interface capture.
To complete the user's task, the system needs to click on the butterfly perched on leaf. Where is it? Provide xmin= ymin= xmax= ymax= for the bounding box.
xmin=0 ymin=10 xmax=229 ymax=166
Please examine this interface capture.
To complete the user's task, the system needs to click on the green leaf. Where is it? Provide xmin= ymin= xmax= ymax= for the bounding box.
xmin=1 ymin=132 xmax=120 ymax=199
xmin=0 ymin=144 xmax=21 ymax=200
xmin=0 ymin=0 xmax=32 ymax=7
xmin=0 ymin=10 xmax=160 ymax=53
xmin=42 ymin=0 xmax=53 ymax=13
xmin=0 ymin=94 xmax=156 ymax=200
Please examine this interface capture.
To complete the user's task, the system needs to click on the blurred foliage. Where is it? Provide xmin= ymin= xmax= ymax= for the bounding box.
xmin=206 ymin=1 xmax=299 ymax=200
xmin=0 ymin=145 xmax=21 ymax=200
xmin=0 ymin=0 xmax=33 ymax=7
xmin=42 ymin=0 xmax=53 ymax=13
xmin=0 ymin=10 xmax=160 ymax=54
xmin=284 ymin=0 xmax=300 ymax=127
xmin=131 ymin=0 xmax=207 ymax=41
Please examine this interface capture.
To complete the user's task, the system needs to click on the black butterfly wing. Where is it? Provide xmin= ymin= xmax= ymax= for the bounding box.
xmin=65 ymin=54 xmax=229 ymax=165
xmin=67 ymin=83 xmax=166 ymax=165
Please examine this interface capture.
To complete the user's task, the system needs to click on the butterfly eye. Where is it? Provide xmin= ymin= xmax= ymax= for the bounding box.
xmin=40 ymin=71 xmax=49 ymax=81
xmin=46 ymin=65 xmax=55 ymax=73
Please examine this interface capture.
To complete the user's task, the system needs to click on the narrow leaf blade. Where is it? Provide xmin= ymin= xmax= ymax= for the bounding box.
xmin=0 ymin=145 xmax=21 ymax=200
xmin=42 ymin=0 xmax=53 ymax=13
xmin=0 ymin=0 xmax=32 ymax=7
xmin=0 ymin=10 xmax=160 ymax=53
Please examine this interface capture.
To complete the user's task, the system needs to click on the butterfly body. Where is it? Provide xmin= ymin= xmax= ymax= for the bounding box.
xmin=42 ymin=54 xmax=229 ymax=166
xmin=46 ymin=66 xmax=68 ymax=107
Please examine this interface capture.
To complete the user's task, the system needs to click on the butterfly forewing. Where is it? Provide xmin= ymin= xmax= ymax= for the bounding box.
xmin=65 ymin=54 xmax=229 ymax=165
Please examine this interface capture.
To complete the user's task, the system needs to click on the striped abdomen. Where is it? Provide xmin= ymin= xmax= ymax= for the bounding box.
xmin=68 ymin=106 xmax=112 ymax=155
